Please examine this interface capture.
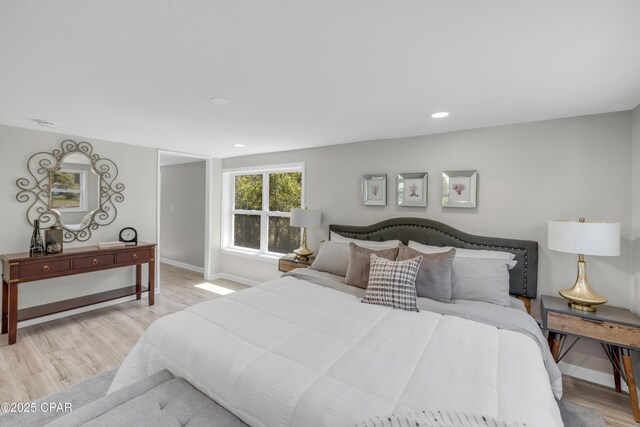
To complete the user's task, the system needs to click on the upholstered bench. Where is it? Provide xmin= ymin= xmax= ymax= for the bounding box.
xmin=46 ymin=370 xmax=247 ymax=426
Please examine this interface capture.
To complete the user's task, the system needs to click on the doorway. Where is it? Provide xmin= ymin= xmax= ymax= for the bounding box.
xmin=157 ymin=151 xmax=212 ymax=290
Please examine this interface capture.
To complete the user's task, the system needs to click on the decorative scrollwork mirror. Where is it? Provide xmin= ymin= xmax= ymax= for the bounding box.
xmin=16 ymin=140 xmax=125 ymax=242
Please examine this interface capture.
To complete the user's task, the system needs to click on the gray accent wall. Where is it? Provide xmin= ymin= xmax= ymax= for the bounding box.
xmin=160 ymin=161 xmax=206 ymax=269
xmin=628 ymin=104 xmax=640 ymax=396
xmin=633 ymin=104 xmax=640 ymax=315
xmin=0 ymin=124 xmax=157 ymax=309
xmin=221 ymin=111 xmax=634 ymax=383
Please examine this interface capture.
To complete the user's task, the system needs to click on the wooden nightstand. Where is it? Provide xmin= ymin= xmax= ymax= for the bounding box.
xmin=278 ymin=255 xmax=314 ymax=273
xmin=541 ymin=295 xmax=640 ymax=422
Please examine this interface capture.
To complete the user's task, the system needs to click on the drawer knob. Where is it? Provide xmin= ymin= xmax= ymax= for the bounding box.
xmin=92 ymin=259 xmax=98 ymax=265
xmin=42 ymin=265 xmax=50 ymax=272
xmin=132 ymin=254 xmax=137 ymax=259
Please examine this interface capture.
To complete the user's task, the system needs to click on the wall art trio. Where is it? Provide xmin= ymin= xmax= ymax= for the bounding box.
xmin=361 ymin=170 xmax=477 ymax=208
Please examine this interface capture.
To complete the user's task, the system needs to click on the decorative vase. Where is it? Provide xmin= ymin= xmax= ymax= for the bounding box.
xmin=46 ymin=242 xmax=62 ymax=254
xmin=29 ymin=220 xmax=45 ymax=256
xmin=45 ymin=226 xmax=64 ymax=254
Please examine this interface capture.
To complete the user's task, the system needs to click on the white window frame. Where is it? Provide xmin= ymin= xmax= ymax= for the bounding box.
xmin=222 ymin=163 xmax=305 ymax=260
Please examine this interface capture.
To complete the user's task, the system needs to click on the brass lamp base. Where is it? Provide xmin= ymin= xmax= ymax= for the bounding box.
xmin=293 ymin=227 xmax=314 ymax=261
xmin=293 ymin=248 xmax=313 ymax=261
xmin=558 ymin=254 xmax=607 ymax=312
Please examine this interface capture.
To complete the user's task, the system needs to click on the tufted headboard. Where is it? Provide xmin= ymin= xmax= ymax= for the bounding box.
xmin=329 ymin=217 xmax=538 ymax=299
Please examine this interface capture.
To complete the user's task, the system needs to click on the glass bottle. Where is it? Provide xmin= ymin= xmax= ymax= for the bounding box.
xmin=29 ymin=219 xmax=45 ymax=256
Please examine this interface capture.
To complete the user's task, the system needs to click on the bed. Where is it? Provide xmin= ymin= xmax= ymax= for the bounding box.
xmin=110 ymin=218 xmax=562 ymax=426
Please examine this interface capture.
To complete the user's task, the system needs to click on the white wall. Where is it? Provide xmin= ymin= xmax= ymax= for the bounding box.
xmin=160 ymin=161 xmax=206 ymax=269
xmin=0 ymin=124 xmax=157 ymax=309
xmin=221 ymin=111 xmax=633 ymax=381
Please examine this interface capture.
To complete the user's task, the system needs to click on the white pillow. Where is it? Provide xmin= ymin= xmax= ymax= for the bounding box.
xmin=407 ymin=242 xmax=455 ymax=254
xmin=408 ymin=240 xmax=515 ymax=261
xmin=331 ymin=232 xmax=401 ymax=250
xmin=310 ymin=241 xmax=350 ymax=277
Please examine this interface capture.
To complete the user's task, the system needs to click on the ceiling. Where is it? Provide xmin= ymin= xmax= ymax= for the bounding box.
xmin=1 ymin=1 xmax=639 ymax=159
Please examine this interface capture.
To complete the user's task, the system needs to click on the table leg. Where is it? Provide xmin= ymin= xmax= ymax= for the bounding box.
xmin=148 ymin=258 xmax=155 ymax=306
xmin=622 ymin=349 xmax=640 ymax=423
xmin=2 ymin=279 xmax=8 ymax=334
xmin=614 ymin=346 xmax=622 ymax=393
xmin=135 ymin=264 xmax=142 ymax=301
xmin=548 ymin=331 xmax=563 ymax=362
xmin=8 ymin=282 xmax=17 ymax=345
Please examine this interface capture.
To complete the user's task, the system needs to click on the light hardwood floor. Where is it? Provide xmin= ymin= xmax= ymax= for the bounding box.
xmin=0 ymin=263 xmax=248 ymax=406
xmin=0 ymin=264 xmax=637 ymax=425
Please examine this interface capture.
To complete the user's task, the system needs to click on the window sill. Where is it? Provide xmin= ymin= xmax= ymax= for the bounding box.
xmin=57 ymin=208 xmax=89 ymax=213
xmin=221 ymin=248 xmax=280 ymax=263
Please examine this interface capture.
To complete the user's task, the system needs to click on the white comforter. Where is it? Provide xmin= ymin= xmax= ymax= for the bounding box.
xmin=110 ymin=276 xmax=563 ymax=427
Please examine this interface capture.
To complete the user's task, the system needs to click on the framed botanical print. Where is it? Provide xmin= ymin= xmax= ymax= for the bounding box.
xmin=442 ymin=170 xmax=478 ymax=208
xmin=397 ymin=173 xmax=427 ymax=207
xmin=362 ymin=174 xmax=387 ymax=206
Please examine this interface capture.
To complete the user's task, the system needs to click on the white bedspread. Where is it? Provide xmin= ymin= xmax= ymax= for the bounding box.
xmin=110 ymin=277 xmax=562 ymax=427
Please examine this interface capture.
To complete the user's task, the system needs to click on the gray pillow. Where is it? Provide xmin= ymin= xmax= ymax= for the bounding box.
xmin=345 ymin=243 xmax=399 ymax=289
xmin=362 ymin=254 xmax=422 ymax=312
xmin=396 ymin=244 xmax=456 ymax=302
xmin=451 ymin=258 xmax=517 ymax=306
xmin=310 ymin=241 xmax=350 ymax=276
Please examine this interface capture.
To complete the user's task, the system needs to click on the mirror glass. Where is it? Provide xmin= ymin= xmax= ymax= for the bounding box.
xmin=49 ymin=153 xmax=101 ymax=231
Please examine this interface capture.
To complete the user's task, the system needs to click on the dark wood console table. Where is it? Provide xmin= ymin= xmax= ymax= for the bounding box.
xmin=1 ymin=242 xmax=156 ymax=345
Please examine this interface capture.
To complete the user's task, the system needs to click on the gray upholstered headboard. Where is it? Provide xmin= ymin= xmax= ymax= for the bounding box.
xmin=329 ymin=217 xmax=538 ymax=299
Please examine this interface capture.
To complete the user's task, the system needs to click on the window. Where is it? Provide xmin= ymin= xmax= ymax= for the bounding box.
xmin=50 ymin=169 xmax=88 ymax=212
xmin=224 ymin=164 xmax=303 ymax=256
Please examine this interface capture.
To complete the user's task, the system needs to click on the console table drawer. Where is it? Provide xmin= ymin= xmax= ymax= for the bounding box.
xmin=74 ymin=254 xmax=114 ymax=270
xmin=19 ymin=259 xmax=71 ymax=279
xmin=116 ymin=250 xmax=150 ymax=265
xmin=548 ymin=311 xmax=640 ymax=348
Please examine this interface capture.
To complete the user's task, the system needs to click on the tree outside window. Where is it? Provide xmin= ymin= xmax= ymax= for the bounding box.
xmin=231 ymin=169 xmax=302 ymax=255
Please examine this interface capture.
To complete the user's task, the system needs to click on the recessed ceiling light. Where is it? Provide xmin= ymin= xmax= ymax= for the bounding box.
xmin=234 ymin=144 xmax=245 ymax=148
xmin=33 ymin=119 xmax=57 ymax=128
xmin=431 ymin=112 xmax=449 ymax=119
xmin=209 ymin=97 xmax=230 ymax=105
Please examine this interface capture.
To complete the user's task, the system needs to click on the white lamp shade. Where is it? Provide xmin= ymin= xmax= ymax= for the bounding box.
xmin=548 ymin=219 xmax=620 ymax=256
xmin=290 ymin=209 xmax=321 ymax=228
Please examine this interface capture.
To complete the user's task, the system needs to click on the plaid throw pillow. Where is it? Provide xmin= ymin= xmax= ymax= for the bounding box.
xmin=362 ymin=254 xmax=422 ymax=312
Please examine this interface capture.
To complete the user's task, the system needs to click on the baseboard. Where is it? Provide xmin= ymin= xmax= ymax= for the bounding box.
xmin=559 ymin=361 xmax=629 ymax=392
xmin=18 ymin=295 xmax=140 ymax=328
xmin=160 ymin=257 xmax=205 ymax=273
xmin=208 ymin=273 xmax=260 ymax=287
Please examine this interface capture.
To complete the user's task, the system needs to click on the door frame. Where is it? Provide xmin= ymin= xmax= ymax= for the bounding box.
xmin=157 ymin=150 xmax=213 ymax=291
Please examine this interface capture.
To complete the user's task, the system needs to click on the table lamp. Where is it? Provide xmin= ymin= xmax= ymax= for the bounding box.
xmin=548 ymin=217 xmax=620 ymax=312
xmin=290 ymin=208 xmax=321 ymax=261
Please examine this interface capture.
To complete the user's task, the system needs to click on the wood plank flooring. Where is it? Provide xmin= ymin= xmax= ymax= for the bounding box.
xmin=0 ymin=263 xmax=248 ymax=406
xmin=0 ymin=263 xmax=637 ymax=425
xmin=563 ymin=374 xmax=637 ymax=426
